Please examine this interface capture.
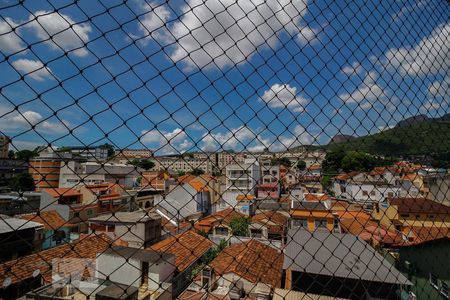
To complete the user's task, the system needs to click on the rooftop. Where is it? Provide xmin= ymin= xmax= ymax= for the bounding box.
xmin=42 ymin=188 xmax=82 ymax=198
xmin=390 ymin=197 xmax=450 ymax=214
xmin=209 ymin=239 xmax=284 ymax=288
xmin=17 ymin=210 xmax=74 ymax=230
xmin=89 ymin=210 xmax=161 ymax=224
xmin=0 ymin=234 xmax=112 ymax=286
xmin=273 ymin=288 xmax=349 ymax=300
xmin=103 ymin=246 xmax=174 ymax=263
xmin=284 ymin=229 xmax=411 ymax=285
xmin=0 ymin=215 xmax=44 ymax=234
xmin=150 ymin=230 xmax=213 ymax=272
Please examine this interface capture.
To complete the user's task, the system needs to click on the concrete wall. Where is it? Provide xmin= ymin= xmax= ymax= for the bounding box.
xmin=96 ymin=253 xmax=142 ymax=287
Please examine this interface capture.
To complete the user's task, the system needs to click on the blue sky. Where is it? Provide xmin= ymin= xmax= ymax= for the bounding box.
xmin=0 ymin=0 xmax=448 ymax=154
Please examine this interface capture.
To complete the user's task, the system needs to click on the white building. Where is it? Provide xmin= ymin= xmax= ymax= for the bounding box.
xmin=221 ymin=158 xmax=261 ymax=209
xmin=153 ymin=156 xmax=213 ymax=174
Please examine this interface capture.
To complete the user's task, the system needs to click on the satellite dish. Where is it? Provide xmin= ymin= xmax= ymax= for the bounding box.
xmin=32 ymin=269 xmax=40 ymax=277
xmin=3 ymin=277 xmax=11 ymax=288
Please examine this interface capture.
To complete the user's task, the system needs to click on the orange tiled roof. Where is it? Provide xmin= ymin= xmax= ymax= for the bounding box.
xmin=150 ymin=230 xmax=213 ymax=272
xmin=307 ymin=164 xmax=321 ymax=171
xmin=17 ymin=210 xmax=74 ymax=230
xmin=390 ymin=197 xmax=450 ymax=215
xmin=0 ymin=234 xmax=112 ymax=286
xmin=397 ymin=226 xmax=450 ymax=246
xmin=236 ymin=194 xmax=255 ymax=201
xmin=42 ymin=188 xmax=82 ymax=198
xmin=189 ymin=180 xmax=209 ymax=192
xmin=304 ymin=193 xmax=330 ymax=202
xmin=340 ymin=218 xmax=402 ymax=245
xmin=251 ymin=211 xmax=288 ymax=234
xmin=209 ymin=239 xmax=284 ymax=288
xmin=194 ymin=208 xmax=243 ymax=233
xmin=401 ymin=173 xmax=418 ymax=181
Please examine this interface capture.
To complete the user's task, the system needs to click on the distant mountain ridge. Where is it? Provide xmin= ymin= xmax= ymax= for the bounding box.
xmin=324 ymin=114 xmax=450 ymax=156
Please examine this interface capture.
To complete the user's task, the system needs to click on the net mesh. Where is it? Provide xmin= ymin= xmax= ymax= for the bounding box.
xmin=0 ymin=0 xmax=449 ymax=299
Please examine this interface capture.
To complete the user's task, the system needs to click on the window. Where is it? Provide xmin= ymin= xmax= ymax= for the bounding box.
xmin=400 ymin=213 xmax=409 ymax=218
xmin=333 ymin=219 xmax=340 ymax=233
xmin=387 ymin=192 xmax=394 ymax=198
xmin=87 ymin=209 xmax=93 ymax=216
xmin=441 ymin=281 xmax=449 ymax=298
xmin=73 ymin=212 xmax=80 ymax=218
xmin=415 ymin=215 xmax=421 ymax=219
xmin=215 ymin=227 xmax=229 ymax=236
xmin=362 ymin=191 xmax=368 ymax=196
xmin=315 ymin=219 xmax=328 ymax=230
xmin=250 ymin=229 xmax=263 ymax=238
xmin=370 ymin=190 xmax=376 ymax=196
xmin=292 ymin=219 xmax=307 ymax=228
xmin=430 ymin=273 xmax=438 ymax=289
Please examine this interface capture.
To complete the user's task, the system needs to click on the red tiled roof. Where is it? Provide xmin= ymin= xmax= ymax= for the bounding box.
xmin=251 ymin=211 xmax=288 ymax=234
xmin=42 ymin=188 xmax=82 ymax=198
xmin=209 ymin=240 xmax=283 ymax=288
xmin=0 ymin=234 xmax=112 ymax=286
xmin=17 ymin=210 xmax=74 ymax=230
xmin=150 ymin=230 xmax=213 ymax=272
xmin=396 ymin=226 xmax=450 ymax=246
xmin=304 ymin=193 xmax=330 ymax=202
xmin=194 ymin=208 xmax=243 ymax=233
xmin=189 ymin=180 xmax=209 ymax=192
xmin=340 ymin=219 xmax=402 ymax=245
xmin=390 ymin=197 xmax=450 ymax=214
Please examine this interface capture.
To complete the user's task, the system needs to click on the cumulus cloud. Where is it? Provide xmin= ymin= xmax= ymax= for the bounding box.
xmin=260 ymin=83 xmax=308 ymax=112
xmin=341 ymin=62 xmax=364 ymax=76
xmin=137 ymin=2 xmax=171 ymax=42
xmin=201 ymin=126 xmax=256 ymax=152
xmin=339 ymin=71 xmax=386 ymax=104
xmin=0 ymin=18 xmax=25 ymax=54
xmin=26 ymin=11 xmax=92 ymax=57
xmin=12 ymin=58 xmax=54 ymax=81
xmin=144 ymin=0 xmax=313 ymax=69
xmin=428 ymin=76 xmax=449 ymax=98
xmin=141 ymin=127 xmax=193 ymax=154
xmin=0 ymin=107 xmax=69 ymax=133
xmin=384 ymin=23 xmax=449 ymax=76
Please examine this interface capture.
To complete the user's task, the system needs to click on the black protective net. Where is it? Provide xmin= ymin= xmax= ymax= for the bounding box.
xmin=0 ymin=0 xmax=449 ymax=299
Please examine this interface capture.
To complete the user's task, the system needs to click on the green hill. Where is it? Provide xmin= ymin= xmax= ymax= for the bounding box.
xmin=325 ymin=117 xmax=450 ymax=157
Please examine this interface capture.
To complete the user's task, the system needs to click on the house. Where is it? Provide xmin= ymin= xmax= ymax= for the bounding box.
xmin=17 ymin=210 xmax=76 ymax=249
xmin=290 ymin=201 xmax=340 ymax=233
xmin=194 ymin=208 xmax=244 ymax=240
xmin=273 ymin=288 xmax=349 ymax=300
xmin=332 ymin=172 xmax=403 ymax=205
xmin=260 ymin=161 xmax=280 ymax=184
xmin=178 ymin=174 xmax=221 ymax=210
xmin=0 ymin=191 xmax=41 ymax=216
xmin=149 ymin=230 xmax=214 ymax=296
xmin=395 ymin=237 xmax=450 ymax=300
xmin=372 ymin=197 xmax=450 ymax=238
xmin=283 ymin=229 xmax=412 ymax=299
xmin=198 ymin=239 xmax=283 ymax=296
xmin=80 ymin=183 xmax=129 ymax=214
xmin=0 ymin=215 xmax=44 ymax=261
xmin=297 ymin=176 xmax=323 ymax=193
xmin=39 ymin=187 xmax=95 ymax=232
xmin=155 ymin=181 xmax=211 ymax=221
xmin=0 ymin=234 xmax=112 ymax=299
xmin=249 ymin=211 xmax=288 ymax=242
xmin=234 ymin=194 xmax=256 ymax=215
xmin=304 ymin=164 xmax=322 ymax=176
xmin=89 ymin=210 xmax=162 ymax=248
xmin=257 ymin=182 xmax=280 ymax=199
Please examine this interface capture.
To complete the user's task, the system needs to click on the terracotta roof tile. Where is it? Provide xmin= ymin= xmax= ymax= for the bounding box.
xmin=42 ymin=188 xmax=82 ymax=198
xmin=17 ymin=210 xmax=74 ymax=230
xmin=390 ymin=197 xmax=450 ymax=214
xmin=0 ymin=234 xmax=112 ymax=286
xmin=209 ymin=240 xmax=283 ymax=288
xmin=150 ymin=230 xmax=213 ymax=272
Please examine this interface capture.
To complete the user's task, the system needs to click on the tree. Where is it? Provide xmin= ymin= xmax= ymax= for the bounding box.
xmin=297 ymin=160 xmax=307 ymax=170
xmin=15 ymin=149 xmax=38 ymax=161
xmin=189 ymin=168 xmax=204 ymax=176
xmin=341 ymin=151 xmax=377 ymax=172
xmin=230 ymin=216 xmax=250 ymax=237
xmin=7 ymin=150 xmax=14 ymax=159
xmin=99 ymin=143 xmax=115 ymax=157
xmin=130 ymin=159 xmax=155 ymax=170
xmin=271 ymin=157 xmax=292 ymax=168
xmin=9 ymin=173 xmax=35 ymax=192
xmin=322 ymin=148 xmax=346 ymax=175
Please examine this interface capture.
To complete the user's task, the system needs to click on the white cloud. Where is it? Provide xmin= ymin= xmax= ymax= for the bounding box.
xmin=428 ymin=76 xmax=449 ymax=98
xmin=26 ymin=11 xmax=92 ymax=57
xmin=0 ymin=107 xmax=69 ymax=134
xmin=341 ymin=62 xmax=364 ymax=76
xmin=339 ymin=71 xmax=386 ymax=104
xmin=141 ymin=127 xmax=193 ymax=154
xmin=149 ymin=0 xmax=312 ymax=69
xmin=0 ymin=18 xmax=25 ymax=54
xmin=384 ymin=23 xmax=449 ymax=76
xmin=260 ymin=83 xmax=308 ymax=112
xmin=137 ymin=2 xmax=171 ymax=42
xmin=12 ymin=58 xmax=53 ymax=81
xmin=201 ymin=126 xmax=256 ymax=152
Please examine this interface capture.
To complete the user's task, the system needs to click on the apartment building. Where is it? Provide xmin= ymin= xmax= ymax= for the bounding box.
xmin=153 ymin=156 xmax=213 ymax=174
xmin=0 ymin=135 xmax=9 ymax=158
xmin=29 ymin=149 xmax=72 ymax=190
xmin=67 ymin=146 xmax=108 ymax=161
xmin=221 ymin=158 xmax=260 ymax=209
xmin=114 ymin=148 xmax=153 ymax=158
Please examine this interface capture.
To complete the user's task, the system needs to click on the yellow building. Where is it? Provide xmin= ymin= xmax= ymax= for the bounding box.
xmin=290 ymin=202 xmax=340 ymax=233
